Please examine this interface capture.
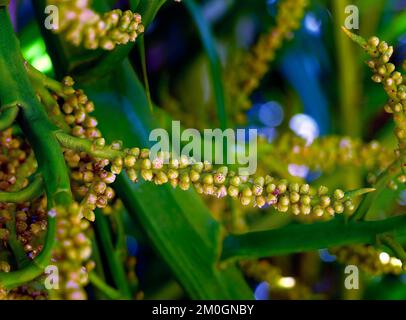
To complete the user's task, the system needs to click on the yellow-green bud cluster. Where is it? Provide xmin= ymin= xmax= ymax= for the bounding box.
xmin=99 ymin=148 xmax=355 ymax=217
xmin=51 ymin=203 xmax=93 ymax=300
xmin=67 ymin=152 xmax=116 ymax=221
xmin=0 ymin=129 xmax=33 ymax=191
xmin=267 ymin=134 xmax=394 ymax=174
xmin=47 ymin=76 xmax=117 ymax=220
xmin=225 ymin=0 xmax=308 ymax=123
xmin=14 ymin=198 xmax=48 ymax=258
xmin=354 ymin=33 xmax=406 ymax=172
xmin=48 ymin=0 xmax=144 ymax=50
xmin=330 ymin=245 xmax=405 ymax=276
xmin=0 ymin=129 xmax=43 ymax=261
xmin=55 ymin=76 xmax=101 ymax=140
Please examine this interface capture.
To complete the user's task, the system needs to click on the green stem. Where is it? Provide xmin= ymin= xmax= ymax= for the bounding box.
xmin=112 ymin=208 xmax=127 ymax=262
xmin=88 ymin=272 xmax=125 ymax=300
xmin=25 ymin=63 xmax=65 ymax=96
xmin=94 ymin=210 xmax=132 ymax=299
xmin=0 ymin=104 xmax=19 ymax=131
xmin=138 ymin=36 xmax=153 ymax=113
xmin=221 ymin=215 xmax=406 ymax=262
xmin=55 ymin=131 xmax=123 ymax=159
xmin=0 ymin=7 xmax=72 ymax=290
xmin=350 ymin=161 xmax=397 ymax=221
xmin=0 ymin=175 xmax=43 ymax=203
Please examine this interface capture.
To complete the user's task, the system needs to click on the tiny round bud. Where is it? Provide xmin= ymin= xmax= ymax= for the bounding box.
xmin=368 ymin=36 xmax=379 ymax=47
xmin=228 ymin=185 xmax=240 ymax=198
xmin=290 ymin=192 xmax=300 ymax=203
xmin=124 ymin=155 xmax=136 ymax=168
xmin=299 ymin=184 xmax=310 ymax=194
xmin=240 ymin=196 xmax=252 ymax=206
xmin=127 ymin=168 xmax=138 ymax=182
xmin=230 ymin=176 xmax=241 ymax=187
xmin=318 ymin=185 xmax=328 ymax=196
xmin=141 ymin=169 xmax=153 ymax=181
xmin=333 ymin=189 xmax=345 ymax=200
xmin=301 ymin=195 xmax=311 ymax=206
xmin=313 ymin=206 xmax=324 ymax=217
xmin=141 ymin=159 xmax=152 ymax=170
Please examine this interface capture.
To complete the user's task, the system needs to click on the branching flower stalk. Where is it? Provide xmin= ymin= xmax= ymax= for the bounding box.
xmin=226 ymin=0 xmax=308 ymax=123
xmin=55 ymin=130 xmax=374 ymax=219
xmin=48 ymin=0 xmax=144 ymax=50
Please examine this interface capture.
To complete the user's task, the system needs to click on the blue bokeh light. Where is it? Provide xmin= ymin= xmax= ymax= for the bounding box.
xmin=319 ymin=249 xmax=336 ymax=263
xmin=254 ymin=281 xmax=270 ymax=300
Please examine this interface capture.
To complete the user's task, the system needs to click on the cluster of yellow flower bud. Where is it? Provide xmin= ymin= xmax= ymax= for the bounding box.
xmin=48 ymin=0 xmax=144 ymax=50
xmin=226 ymin=0 xmax=308 ymax=123
xmin=50 ymin=203 xmax=94 ymax=300
xmin=86 ymin=145 xmax=355 ymax=217
xmin=14 ymin=198 xmax=48 ymax=259
xmin=46 ymin=76 xmax=116 ymax=221
xmin=0 ymin=128 xmax=46 ymax=260
xmin=0 ymin=129 xmax=33 ymax=191
xmin=266 ymin=134 xmax=394 ymax=174
xmin=344 ymin=29 xmax=406 ymax=172
xmin=0 ymin=120 xmax=93 ymax=299
xmin=330 ymin=245 xmax=405 ymax=276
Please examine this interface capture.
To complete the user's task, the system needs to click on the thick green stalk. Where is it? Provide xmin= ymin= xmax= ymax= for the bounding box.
xmin=88 ymin=272 xmax=125 ymax=300
xmin=221 ymin=215 xmax=406 ymax=262
xmin=332 ymin=0 xmax=362 ymax=190
xmin=0 ymin=7 xmax=72 ymax=289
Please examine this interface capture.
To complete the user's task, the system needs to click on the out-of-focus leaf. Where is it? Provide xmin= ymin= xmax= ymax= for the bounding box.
xmin=184 ymin=0 xmax=228 ymax=130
